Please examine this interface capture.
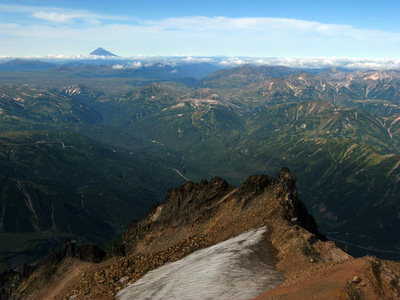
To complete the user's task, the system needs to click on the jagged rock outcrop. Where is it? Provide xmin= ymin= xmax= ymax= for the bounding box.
xmin=0 ymin=265 xmax=35 ymax=300
xmin=44 ymin=239 xmax=79 ymax=264
xmin=276 ymin=167 xmax=326 ymax=241
xmin=123 ymin=167 xmax=326 ymax=256
xmin=1 ymin=239 xmax=107 ymax=299
xmin=5 ymin=168 xmax=400 ymax=299
xmin=44 ymin=239 xmax=106 ymax=264
xmin=123 ymin=176 xmax=234 ymax=253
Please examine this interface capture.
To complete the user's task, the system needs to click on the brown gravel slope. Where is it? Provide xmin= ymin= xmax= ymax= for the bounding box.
xmin=14 ymin=168 xmax=400 ymax=299
xmin=254 ymin=256 xmax=400 ymax=299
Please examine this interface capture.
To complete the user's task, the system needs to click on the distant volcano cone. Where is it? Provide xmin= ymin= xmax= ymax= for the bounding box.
xmin=90 ymin=47 xmax=118 ymax=57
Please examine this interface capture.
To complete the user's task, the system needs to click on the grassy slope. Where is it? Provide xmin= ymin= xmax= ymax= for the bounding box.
xmin=103 ymin=94 xmax=400 ymax=257
xmin=1 ymin=68 xmax=400 ymax=264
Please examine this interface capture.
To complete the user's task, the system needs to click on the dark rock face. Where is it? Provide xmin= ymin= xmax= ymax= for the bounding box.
xmin=0 ymin=265 xmax=35 ymax=300
xmin=44 ymin=239 xmax=106 ymax=264
xmin=0 ymin=270 xmax=21 ymax=300
xmin=123 ymin=177 xmax=235 ymax=253
xmin=0 ymin=239 xmax=106 ymax=299
xmin=237 ymin=174 xmax=275 ymax=206
xmin=107 ymin=243 xmax=126 ymax=258
xmin=44 ymin=239 xmax=79 ymax=264
xmin=160 ymin=177 xmax=233 ymax=226
xmin=78 ymin=244 xmax=106 ymax=263
xmin=277 ymin=167 xmax=326 ymax=241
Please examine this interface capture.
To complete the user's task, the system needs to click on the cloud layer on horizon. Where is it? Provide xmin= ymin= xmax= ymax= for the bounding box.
xmin=1 ymin=54 xmax=399 ymax=71
xmin=218 ymin=57 xmax=400 ymax=70
xmin=1 ymin=4 xmax=400 ymax=58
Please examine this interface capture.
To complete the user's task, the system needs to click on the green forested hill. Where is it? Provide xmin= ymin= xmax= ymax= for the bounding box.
xmin=0 ymin=130 xmax=185 ymax=271
xmin=1 ymin=66 xmax=400 ymax=270
xmin=85 ymin=71 xmax=400 ymax=259
xmin=0 ymin=85 xmax=186 ymax=271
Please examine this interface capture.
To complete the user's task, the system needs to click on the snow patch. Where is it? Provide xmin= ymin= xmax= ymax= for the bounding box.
xmin=117 ymin=226 xmax=283 ymax=300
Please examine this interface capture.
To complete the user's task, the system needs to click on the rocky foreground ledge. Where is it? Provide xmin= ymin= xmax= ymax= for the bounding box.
xmin=2 ymin=168 xmax=400 ymax=299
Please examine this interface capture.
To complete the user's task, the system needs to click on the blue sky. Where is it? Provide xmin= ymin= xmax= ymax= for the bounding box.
xmin=1 ymin=0 xmax=400 ymax=58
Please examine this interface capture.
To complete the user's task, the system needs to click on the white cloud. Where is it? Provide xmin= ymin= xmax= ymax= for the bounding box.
xmin=147 ymin=16 xmax=322 ymax=31
xmin=1 ymin=52 xmax=399 ymax=70
xmin=218 ymin=57 xmax=400 ymax=70
xmin=32 ymin=11 xmax=79 ymax=23
xmin=113 ymin=61 xmax=143 ymax=69
xmin=1 ymin=6 xmax=400 ymax=58
xmin=0 ymin=4 xmax=132 ymax=25
xmin=183 ymin=56 xmax=215 ymax=64
xmin=146 ymin=16 xmax=371 ymax=40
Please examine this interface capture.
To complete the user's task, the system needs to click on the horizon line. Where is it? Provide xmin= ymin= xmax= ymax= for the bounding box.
xmin=1 ymin=55 xmax=400 ymax=70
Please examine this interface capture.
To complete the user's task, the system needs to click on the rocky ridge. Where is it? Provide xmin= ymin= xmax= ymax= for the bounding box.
xmin=3 ymin=168 xmax=400 ymax=299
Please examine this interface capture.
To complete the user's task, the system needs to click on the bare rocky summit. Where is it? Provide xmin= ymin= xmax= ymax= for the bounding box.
xmin=3 ymin=168 xmax=400 ymax=299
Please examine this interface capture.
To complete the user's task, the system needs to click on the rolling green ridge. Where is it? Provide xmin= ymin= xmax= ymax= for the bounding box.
xmin=83 ymin=69 xmax=400 ymax=258
xmin=0 ymin=83 xmax=187 ymax=271
xmin=0 ymin=130 xmax=185 ymax=271
xmin=1 ymin=65 xmax=400 ymax=269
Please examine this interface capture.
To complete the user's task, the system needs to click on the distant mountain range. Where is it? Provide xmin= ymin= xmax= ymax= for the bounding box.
xmin=0 ymin=59 xmax=56 ymax=71
xmin=0 ymin=57 xmax=220 ymax=82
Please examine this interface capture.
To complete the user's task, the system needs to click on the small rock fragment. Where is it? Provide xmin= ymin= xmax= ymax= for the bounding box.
xmin=119 ymin=276 xmax=128 ymax=284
